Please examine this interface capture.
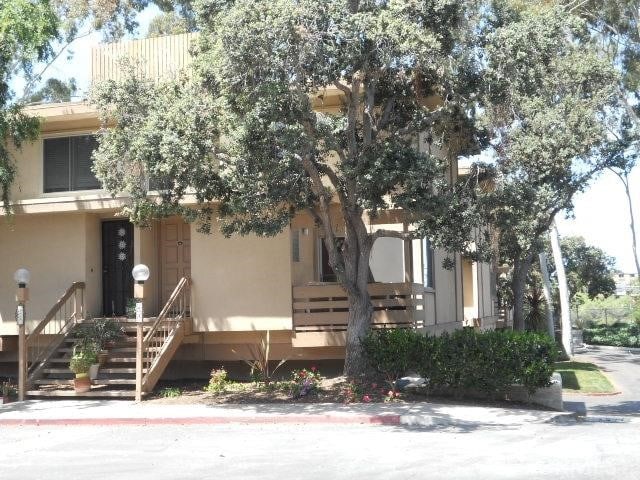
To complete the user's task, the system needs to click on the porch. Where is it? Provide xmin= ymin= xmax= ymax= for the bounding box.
xmin=291 ymin=282 xmax=424 ymax=347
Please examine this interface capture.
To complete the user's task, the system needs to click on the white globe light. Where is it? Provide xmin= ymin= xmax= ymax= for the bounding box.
xmin=14 ymin=268 xmax=30 ymax=286
xmin=132 ymin=264 xmax=150 ymax=282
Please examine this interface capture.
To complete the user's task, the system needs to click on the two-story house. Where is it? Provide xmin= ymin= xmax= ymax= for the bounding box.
xmin=0 ymin=33 xmax=498 ymax=398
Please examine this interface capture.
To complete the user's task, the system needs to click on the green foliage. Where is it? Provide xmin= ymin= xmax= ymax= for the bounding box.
xmin=69 ymin=344 xmax=98 ymax=376
xmin=25 ymin=77 xmax=77 ymax=104
xmin=289 ymin=367 xmax=322 ymax=399
xmin=478 ymin=3 xmax=618 ymax=328
xmin=231 ymin=331 xmax=288 ymax=384
xmin=583 ymin=323 xmax=640 ymax=348
xmin=364 ymin=328 xmax=557 ymax=396
xmin=0 ymin=0 xmax=58 ymax=210
xmin=77 ymin=319 xmax=124 ymax=350
xmin=159 ymin=386 xmax=182 ymax=398
xmin=146 ymin=11 xmax=191 ymax=38
xmin=524 ymin=284 xmax=548 ymax=332
xmin=205 ymin=367 xmax=228 ymax=393
xmin=362 ymin=329 xmax=425 ymax=387
xmin=544 ymin=236 xmax=617 ymax=304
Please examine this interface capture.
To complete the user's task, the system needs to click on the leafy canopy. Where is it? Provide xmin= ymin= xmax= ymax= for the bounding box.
xmin=0 ymin=0 xmax=59 ymax=207
xmin=93 ymin=0 xmax=485 ymax=258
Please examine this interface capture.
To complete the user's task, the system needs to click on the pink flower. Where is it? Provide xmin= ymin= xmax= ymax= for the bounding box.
xmin=310 ymin=365 xmax=317 ymax=372
xmin=362 ymin=395 xmax=371 ymax=403
xmin=388 ymin=390 xmax=394 ymax=396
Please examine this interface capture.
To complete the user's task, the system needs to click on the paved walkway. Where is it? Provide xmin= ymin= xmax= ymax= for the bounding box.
xmin=564 ymin=346 xmax=640 ymax=417
xmin=0 ymin=399 xmax=576 ymax=428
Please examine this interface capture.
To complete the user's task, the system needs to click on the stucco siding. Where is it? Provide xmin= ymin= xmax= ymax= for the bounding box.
xmin=190 ymin=222 xmax=293 ymax=332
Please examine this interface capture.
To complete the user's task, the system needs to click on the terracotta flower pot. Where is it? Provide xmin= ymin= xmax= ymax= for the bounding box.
xmin=74 ymin=376 xmax=92 ymax=393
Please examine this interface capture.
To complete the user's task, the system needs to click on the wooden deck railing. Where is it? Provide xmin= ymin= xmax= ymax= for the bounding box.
xmin=25 ymin=282 xmax=85 ymax=382
xmin=292 ymin=282 xmax=424 ymax=332
xmin=137 ymin=276 xmax=191 ymax=399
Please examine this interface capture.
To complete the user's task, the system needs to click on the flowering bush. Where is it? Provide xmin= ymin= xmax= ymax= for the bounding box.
xmin=290 ymin=366 xmax=322 ymax=399
xmin=205 ymin=367 xmax=228 ymax=394
xmin=340 ymin=380 xmax=387 ymax=404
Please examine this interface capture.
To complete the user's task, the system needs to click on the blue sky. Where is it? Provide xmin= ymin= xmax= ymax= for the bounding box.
xmin=13 ymin=5 xmax=640 ymax=273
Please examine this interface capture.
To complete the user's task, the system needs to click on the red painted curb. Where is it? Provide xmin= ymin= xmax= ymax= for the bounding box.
xmin=0 ymin=414 xmax=402 ymax=427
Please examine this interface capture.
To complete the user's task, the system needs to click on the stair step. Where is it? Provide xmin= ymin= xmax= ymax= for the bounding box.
xmin=27 ymin=389 xmax=138 ymax=398
xmin=94 ymin=378 xmax=136 ymax=385
xmin=99 ymin=368 xmax=145 ymax=374
xmin=33 ymin=378 xmax=136 ymax=386
xmin=43 ymin=368 xmax=72 ymax=374
xmin=106 ymin=356 xmax=136 ymax=363
xmin=34 ymin=379 xmax=71 ymax=385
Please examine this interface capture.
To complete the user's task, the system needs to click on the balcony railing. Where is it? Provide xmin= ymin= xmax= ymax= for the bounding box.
xmin=292 ymin=282 xmax=424 ymax=333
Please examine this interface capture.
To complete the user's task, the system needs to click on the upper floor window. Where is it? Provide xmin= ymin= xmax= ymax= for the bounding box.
xmin=422 ymin=238 xmax=435 ymax=289
xmin=43 ymin=135 xmax=101 ymax=193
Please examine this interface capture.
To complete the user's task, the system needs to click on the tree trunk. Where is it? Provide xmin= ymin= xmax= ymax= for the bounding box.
xmin=344 ymin=287 xmax=374 ymax=377
xmin=538 ymin=252 xmax=555 ymax=337
xmin=342 ymin=220 xmax=374 ymax=378
xmin=550 ymin=221 xmax=572 ymax=356
xmin=621 ymin=173 xmax=640 ymax=278
xmin=511 ymin=253 xmax=534 ymax=331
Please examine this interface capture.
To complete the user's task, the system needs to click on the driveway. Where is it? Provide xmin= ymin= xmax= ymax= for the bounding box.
xmin=564 ymin=346 xmax=640 ymax=417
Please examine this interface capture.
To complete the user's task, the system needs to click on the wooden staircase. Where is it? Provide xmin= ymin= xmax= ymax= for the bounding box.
xmin=29 ymin=321 xmax=148 ymax=398
xmin=24 ymin=278 xmax=192 ymax=399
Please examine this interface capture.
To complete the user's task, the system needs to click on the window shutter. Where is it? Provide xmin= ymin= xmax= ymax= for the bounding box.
xmin=43 ymin=138 xmax=70 ymax=192
xmin=72 ymin=135 xmax=101 ymax=190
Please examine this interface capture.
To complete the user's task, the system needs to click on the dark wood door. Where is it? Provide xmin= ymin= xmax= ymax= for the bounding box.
xmin=102 ymin=220 xmax=133 ymax=316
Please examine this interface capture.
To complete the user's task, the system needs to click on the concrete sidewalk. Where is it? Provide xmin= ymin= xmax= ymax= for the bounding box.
xmin=0 ymin=399 xmax=576 ymax=428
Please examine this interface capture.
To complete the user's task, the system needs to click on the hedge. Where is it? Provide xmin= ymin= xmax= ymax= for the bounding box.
xmin=583 ymin=322 xmax=640 ymax=348
xmin=363 ymin=328 xmax=557 ymax=396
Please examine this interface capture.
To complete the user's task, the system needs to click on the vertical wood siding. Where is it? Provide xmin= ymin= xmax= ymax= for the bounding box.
xmin=91 ymin=33 xmax=197 ymax=83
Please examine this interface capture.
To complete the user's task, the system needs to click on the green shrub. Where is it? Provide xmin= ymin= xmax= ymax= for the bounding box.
xmin=362 ymin=329 xmax=423 ymax=388
xmin=205 ymin=367 xmax=228 ymax=393
xmin=363 ymin=328 xmax=557 ymax=397
xmin=584 ymin=323 xmax=640 ymax=348
xmin=289 ymin=367 xmax=322 ymax=399
xmin=159 ymin=387 xmax=182 ymax=398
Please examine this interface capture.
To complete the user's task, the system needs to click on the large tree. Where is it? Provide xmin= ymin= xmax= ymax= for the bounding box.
xmin=545 ymin=236 xmax=617 ymax=304
xmin=0 ymin=0 xmax=58 ymax=207
xmin=479 ymin=3 xmax=618 ymax=330
xmin=92 ymin=0 xmax=487 ymax=376
xmin=571 ymin=1 xmax=640 ymax=279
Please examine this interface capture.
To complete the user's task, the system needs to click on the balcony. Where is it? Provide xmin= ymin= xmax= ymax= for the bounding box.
xmin=292 ymin=283 xmax=424 ymax=346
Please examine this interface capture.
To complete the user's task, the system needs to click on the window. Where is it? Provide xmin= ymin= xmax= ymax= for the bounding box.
xmin=292 ymin=229 xmax=300 ymax=263
xmin=43 ymin=135 xmax=100 ymax=192
xmin=320 ymin=237 xmax=344 ymax=282
xmin=422 ymin=238 xmax=434 ymax=289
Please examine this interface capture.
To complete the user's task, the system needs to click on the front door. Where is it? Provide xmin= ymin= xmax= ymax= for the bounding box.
xmin=102 ymin=220 xmax=134 ymax=316
xmin=160 ymin=217 xmax=191 ymax=305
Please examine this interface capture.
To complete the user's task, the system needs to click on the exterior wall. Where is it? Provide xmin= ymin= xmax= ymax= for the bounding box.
xmin=92 ymin=33 xmax=197 ymax=83
xmin=190 ymin=220 xmax=293 ymax=332
xmin=84 ymin=213 xmax=103 ymax=318
xmin=175 ymin=331 xmax=344 ymax=362
xmin=0 ymin=213 xmax=88 ymax=335
xmin=134 ymin=223 xmax=160 ymax=315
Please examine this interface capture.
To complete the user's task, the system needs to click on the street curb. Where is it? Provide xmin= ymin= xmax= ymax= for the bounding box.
xmin=583 ymin=344 xmax=640 ymax=354
xmin=0 ymin=411 xmax=578 ymax=427
xmin=0 ymin=414 xmax=403 ymax=427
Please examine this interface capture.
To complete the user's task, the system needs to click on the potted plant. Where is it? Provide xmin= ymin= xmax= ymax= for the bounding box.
xmin=1 ymin=382 xmax=16 ymax=404
xmin=79 ymin=318 xmax=124 ymax=366
xmin=126 ymin=298 xmax=136 ymax=319
xmin=69 ymin=344 xmax=97 ymax=393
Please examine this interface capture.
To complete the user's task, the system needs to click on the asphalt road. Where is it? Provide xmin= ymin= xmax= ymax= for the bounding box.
xmin=2 ymin=421 xmax=639 ymax=480
xmin=564 ymin=347 xmax=640 ymax=416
